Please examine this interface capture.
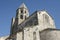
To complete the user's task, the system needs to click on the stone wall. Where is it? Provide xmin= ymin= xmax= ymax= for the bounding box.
xmin=16 ymin=31 xmax=23 ymax=40
xmin=40 ymin=29 xmax=60 ymax=40
xmin=23 ymin=26 xmax=40 ymax=40
xmin=17 ymin=11 xmax=56 ymax=31
xmin=17 ymin=25 xmax=40 ymax=40
xmin=17 ymin=11 xmax=38 ymax=30
xmin=37 ymin=11 xmax=56 ymax=31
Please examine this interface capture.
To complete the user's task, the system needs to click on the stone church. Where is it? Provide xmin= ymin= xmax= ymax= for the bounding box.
xmin=0 ymin=3 xmax=60 ymax=40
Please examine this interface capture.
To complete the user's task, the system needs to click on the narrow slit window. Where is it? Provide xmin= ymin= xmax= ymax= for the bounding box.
xmin=25 ymin=16 xmax=26 ymax=20
xmin=25 ymin=11 xmax=26 ymax=13
xmin=21 ymin=10 xmax=23 ymax=13
xmin=39 ymin=31 xmax=41 ymax=40
xmin=43 ymin=14 xmax=49 ymax=23
xmin=33 ymin=32 xmax=36 ymax=40
xmin=20 ymin=15 xmax=23 ymax=19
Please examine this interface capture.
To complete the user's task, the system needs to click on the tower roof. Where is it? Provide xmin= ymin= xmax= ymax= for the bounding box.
xmin=19 ymin=3 xmax=27 ymax=9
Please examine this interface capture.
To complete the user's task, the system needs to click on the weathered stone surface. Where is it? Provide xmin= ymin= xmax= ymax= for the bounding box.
xmin=16 ymin=32 xmax=23 ymax=40
xmin=0 ymin=3 xmax=59 ymax=40
xmin=40 ymin=29 xmax=60 ymax=40
xmin=37 ymin=11 xmax=56 ymax=31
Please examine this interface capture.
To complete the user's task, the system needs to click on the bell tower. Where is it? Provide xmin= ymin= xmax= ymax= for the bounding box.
xmin=16 ymin=3 xmax=29 ymax=25
xmin=10 ymin=3 xmax=29 ymax=35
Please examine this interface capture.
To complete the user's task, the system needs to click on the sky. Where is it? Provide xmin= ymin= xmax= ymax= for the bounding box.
xmin=0 ymin=0 xmax=60 ymax=37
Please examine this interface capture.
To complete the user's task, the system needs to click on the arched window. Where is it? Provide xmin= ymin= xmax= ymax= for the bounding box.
xmin=33 ymin=32 xmax=36 ymax=40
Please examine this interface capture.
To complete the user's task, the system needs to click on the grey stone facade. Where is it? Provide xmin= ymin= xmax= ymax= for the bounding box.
xmin=0 ymin=3 xmax=60 ymax=40
xmin=40 ymin=29 xmax=60 ymax=40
